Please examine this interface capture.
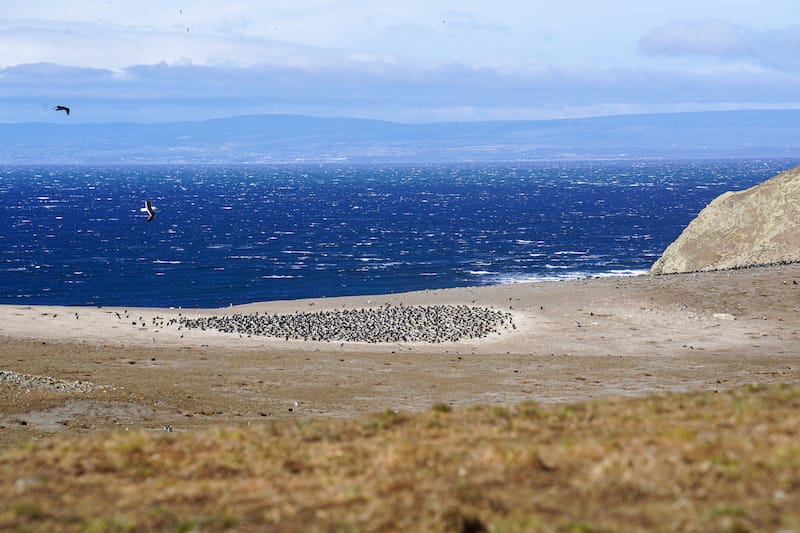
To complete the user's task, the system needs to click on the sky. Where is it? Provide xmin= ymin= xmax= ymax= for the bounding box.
xmin=2 ymin=0 xmax=800 ymax=123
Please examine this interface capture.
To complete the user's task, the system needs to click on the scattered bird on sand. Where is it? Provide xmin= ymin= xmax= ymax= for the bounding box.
xmin=52 ymin=105 xmax=70 ymax=115
xmin=141 ymin=199 xmax=157 ymax=222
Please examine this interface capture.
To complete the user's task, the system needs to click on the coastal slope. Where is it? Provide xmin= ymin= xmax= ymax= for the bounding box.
xmin=651 ymin=164 xmax=800 ymax=274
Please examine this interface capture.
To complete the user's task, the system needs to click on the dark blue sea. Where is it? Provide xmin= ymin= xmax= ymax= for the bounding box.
xmin=1 ymin=160 xmax=797 ymax=308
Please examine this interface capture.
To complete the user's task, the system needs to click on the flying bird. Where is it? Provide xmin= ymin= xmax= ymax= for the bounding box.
xmin=53 ymin=105 xmax=70 ymax=115
xmin=141 ymin=199 xmax=157 ymax=222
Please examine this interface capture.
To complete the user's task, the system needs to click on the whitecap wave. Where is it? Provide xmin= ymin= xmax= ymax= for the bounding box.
xmin=488 ymin=269 xmax=649 ymax=285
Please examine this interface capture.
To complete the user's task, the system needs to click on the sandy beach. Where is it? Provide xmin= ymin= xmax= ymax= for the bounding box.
xmin=1 ymin=264 xmax=799 ymax=446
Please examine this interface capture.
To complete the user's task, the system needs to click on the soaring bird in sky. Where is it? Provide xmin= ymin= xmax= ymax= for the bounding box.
xmin=52 ymin=105 xmax=70 ymax=115
xmin=141 ymin=199 xmax=157 ymax=222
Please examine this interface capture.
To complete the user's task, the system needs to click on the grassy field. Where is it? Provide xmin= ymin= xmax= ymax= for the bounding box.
xmin=2 ymin=383 xmax=799 ymax=532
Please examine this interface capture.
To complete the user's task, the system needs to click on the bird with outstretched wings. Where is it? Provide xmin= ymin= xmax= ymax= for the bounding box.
xmin=141 ymin=199 xmax=157 ymax=222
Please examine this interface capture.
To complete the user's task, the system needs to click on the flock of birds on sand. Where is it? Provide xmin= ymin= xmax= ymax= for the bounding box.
xmin=140 ymin=304 xmax=516 ymax=343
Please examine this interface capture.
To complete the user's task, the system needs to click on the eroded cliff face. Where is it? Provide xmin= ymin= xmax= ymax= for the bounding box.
xmin=651 ymin=165 xmax=800 ymax=275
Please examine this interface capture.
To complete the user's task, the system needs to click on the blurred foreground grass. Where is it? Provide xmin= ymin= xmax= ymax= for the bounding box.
xmin=2 ymin=383 xmax=799 ymax=532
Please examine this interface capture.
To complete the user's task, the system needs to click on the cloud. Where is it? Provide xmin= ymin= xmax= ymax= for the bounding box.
xmin=385 ymin=13 xmax=507 ymax=37
xmin=440 ymin=11 xmax=509 ymax=34
xmin=638 ymin=20 xmax=752 ymax=57
xmin=4 ymin=56 xmax=800 ymax=124
xmin=0 ymin=17 xmax=350 ymax=71
xmin=638 ymin=20 xmax=800 ymax=69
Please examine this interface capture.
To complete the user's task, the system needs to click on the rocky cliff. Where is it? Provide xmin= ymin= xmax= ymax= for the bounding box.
xmin=650 ymin=165 xmax=800 ymax=275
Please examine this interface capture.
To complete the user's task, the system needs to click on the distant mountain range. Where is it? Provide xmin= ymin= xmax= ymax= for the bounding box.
xmin=2 ymin=110 xmax=800 ymax=163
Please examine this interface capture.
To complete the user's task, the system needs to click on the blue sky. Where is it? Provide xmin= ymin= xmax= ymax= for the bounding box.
xmin=2 ymin=0 xmax=800 ymax=123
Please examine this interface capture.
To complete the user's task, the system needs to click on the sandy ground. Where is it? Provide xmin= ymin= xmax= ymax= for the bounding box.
xmin=1 ymin=264 xmax=799 ymax=446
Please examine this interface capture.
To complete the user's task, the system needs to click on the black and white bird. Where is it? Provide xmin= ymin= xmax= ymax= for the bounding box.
xmin=141 ymin=199 xmax=157 ymax=222
xmin=52 ymin=105 xmax=70 ymax=115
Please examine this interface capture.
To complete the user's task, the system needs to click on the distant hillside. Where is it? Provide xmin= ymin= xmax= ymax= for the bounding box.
xmin=651 ymin=165 xmax=800 ymax=274
xmin=1 ymin=110 xmax=800 ymax=163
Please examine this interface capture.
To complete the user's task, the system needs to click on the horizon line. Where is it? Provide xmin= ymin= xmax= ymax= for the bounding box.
xmin=3 ymin=107 xmax=800 ymax=127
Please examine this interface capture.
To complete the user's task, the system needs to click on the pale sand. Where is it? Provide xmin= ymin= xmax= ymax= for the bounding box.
xmin=1 ymin=264 xmax=798 ymax=444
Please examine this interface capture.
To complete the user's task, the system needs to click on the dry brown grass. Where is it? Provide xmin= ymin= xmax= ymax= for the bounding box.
xmin=2 ymin=383 xmax=800 ymax=532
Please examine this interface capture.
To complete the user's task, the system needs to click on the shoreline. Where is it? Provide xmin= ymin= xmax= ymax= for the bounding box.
xmin=1 ymin=264 xmax=797 ymax=352
xmin=0 ymin=268 xmax=653 ymax=311
xmin=1 ymin=264 xmax=799 ymax=445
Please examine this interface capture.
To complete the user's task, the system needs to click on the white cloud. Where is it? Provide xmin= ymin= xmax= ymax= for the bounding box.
xmin=638 ymin=20 xmax=800 ymax=69
xmin=3 ymin=58 xmax=800 ymax=123
xmin=638 ymin=20 xmax=753 ymax=58
xmin=0 ymin=17 xmax=344 ymax=70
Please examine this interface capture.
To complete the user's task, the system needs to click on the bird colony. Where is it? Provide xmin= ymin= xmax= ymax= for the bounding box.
xmin=171 ymin=304 xmax=515 ymax=343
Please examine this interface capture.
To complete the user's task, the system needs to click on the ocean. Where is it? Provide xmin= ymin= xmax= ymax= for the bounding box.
xmin=1 ymin=159 xmax=797 ymax=308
